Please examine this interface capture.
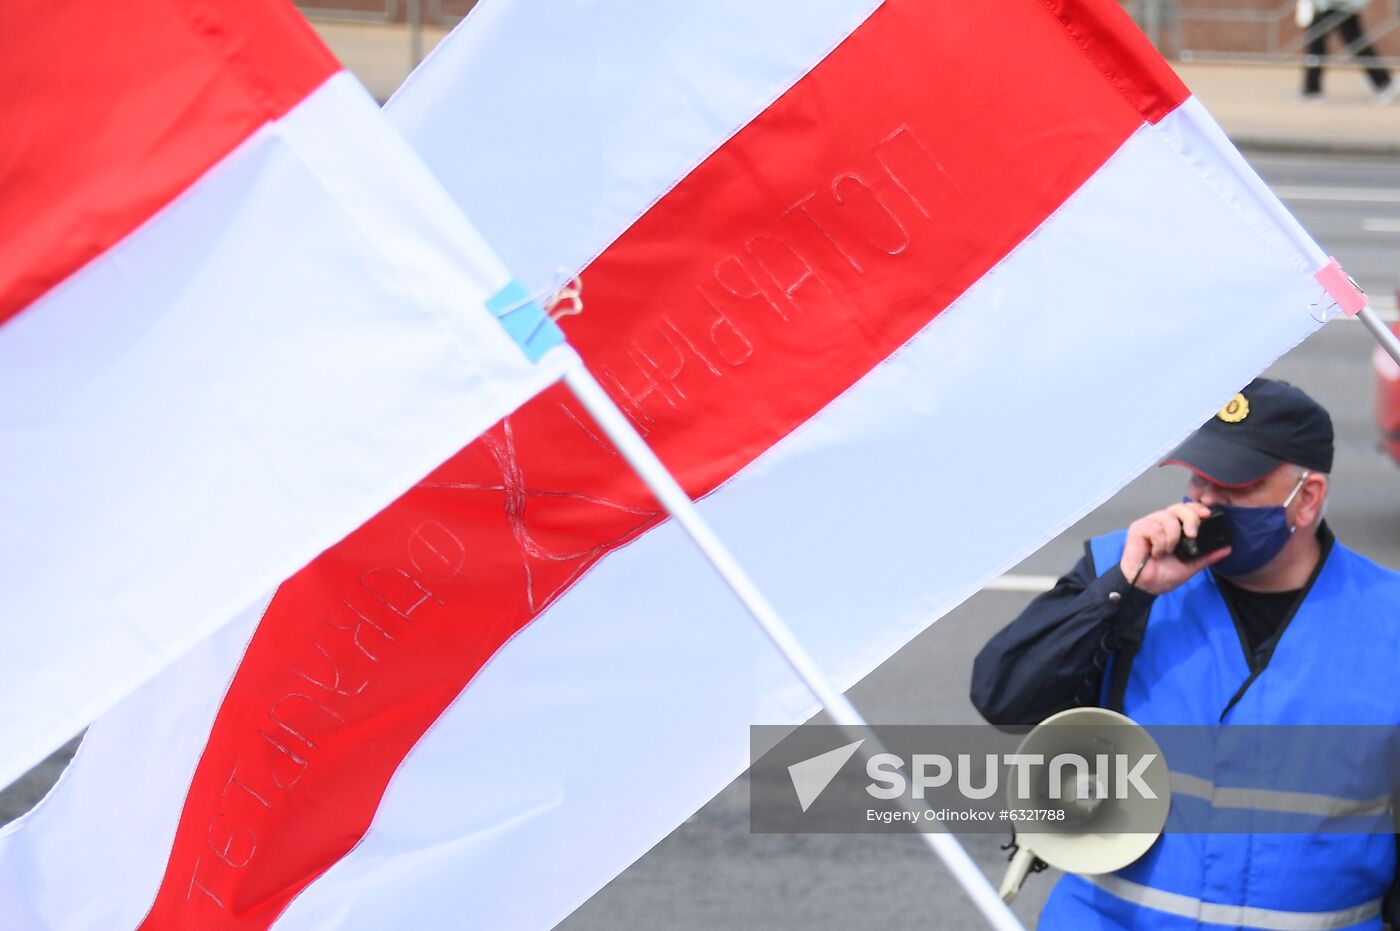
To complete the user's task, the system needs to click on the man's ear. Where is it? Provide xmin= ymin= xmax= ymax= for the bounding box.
xmin=1295 ymin=473 xmax=1328 ymax=529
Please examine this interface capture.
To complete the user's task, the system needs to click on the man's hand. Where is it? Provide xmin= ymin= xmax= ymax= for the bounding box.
xmin=1119 ymin=502 xmax=1232 ymax=595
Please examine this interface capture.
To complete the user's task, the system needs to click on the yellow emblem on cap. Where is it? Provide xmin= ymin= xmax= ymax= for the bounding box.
xmin=1218 ymin=393 xmax=1250 ymax=424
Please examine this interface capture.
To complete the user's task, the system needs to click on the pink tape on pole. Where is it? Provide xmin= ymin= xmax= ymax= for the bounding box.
xmin=1315 ymin=257 xmax=1367 ymax=317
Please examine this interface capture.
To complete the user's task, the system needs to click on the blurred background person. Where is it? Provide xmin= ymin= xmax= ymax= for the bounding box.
xmin=1296 ymin=0 xmax=1396 ymax=103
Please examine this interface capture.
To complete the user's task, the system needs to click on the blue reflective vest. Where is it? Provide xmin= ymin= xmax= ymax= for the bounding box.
xmin=1039 ymin=530 xmax=1400 ymax=931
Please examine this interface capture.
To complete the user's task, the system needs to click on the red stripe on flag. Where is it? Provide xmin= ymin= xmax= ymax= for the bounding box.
xmin=140 ymin=2 xmax=1186 ymax=925
xmin=0 ymin=0 xmax=339 ymax=328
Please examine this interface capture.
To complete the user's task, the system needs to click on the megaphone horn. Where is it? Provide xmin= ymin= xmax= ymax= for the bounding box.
xmin=998 ymin=707 xmax=1171 ymax=903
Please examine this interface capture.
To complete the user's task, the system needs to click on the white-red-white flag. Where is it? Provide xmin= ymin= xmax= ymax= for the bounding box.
xmin=1 ymin=1 xmax=1343 ymax=928
xmin=0 ymin=0 xmax=568 ymax=791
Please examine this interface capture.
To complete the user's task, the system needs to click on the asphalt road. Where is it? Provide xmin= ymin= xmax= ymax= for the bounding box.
xmin=2 ymin=152 xmax=1399 ymax=930
xmin=558 ymin=150 xmax=1400 ymax=931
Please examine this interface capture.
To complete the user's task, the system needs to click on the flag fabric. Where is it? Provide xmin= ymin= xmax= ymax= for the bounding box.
xmin=0 ymin=1 xmax=1340 ymax=928
xmin=0 ymin=0 xmax=570 ymax=793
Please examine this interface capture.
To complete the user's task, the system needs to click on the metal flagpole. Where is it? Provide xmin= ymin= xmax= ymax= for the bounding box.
xmin=559 ymin=357 xmax=1026 ymax=931
xmin=1357 ymin=305 xmax=1400 ymax=369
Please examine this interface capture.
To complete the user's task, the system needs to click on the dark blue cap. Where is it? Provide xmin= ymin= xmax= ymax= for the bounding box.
xmin=1161 ymin=378 xmax=1333 ymax=487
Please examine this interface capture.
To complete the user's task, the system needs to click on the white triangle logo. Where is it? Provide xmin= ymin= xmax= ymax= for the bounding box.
xmin=787 ymin=739 xmax=865 ymax=812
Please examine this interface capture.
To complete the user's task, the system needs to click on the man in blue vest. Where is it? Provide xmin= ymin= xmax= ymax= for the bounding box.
xmin=971 ymin=378 xmax=1400 ymax=930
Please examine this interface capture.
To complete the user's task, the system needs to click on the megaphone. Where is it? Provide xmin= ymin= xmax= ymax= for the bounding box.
xmin=998 ymin=707 xmax=1170 ymax=903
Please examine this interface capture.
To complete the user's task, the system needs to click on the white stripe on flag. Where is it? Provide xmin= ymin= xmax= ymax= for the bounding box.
xmin=388 ymin=0 xmax=884 ymax=292
xmin=0 ymin=602 xmax=266 ymax=930
xmin=0 ymin=72 xmax=568 ymax=792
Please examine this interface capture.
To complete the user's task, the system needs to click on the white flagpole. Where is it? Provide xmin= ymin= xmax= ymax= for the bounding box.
xmin=559 ymin=354 xmax=1026 ymax=931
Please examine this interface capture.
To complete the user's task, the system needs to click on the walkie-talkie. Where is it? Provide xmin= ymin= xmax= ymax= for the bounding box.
xmin=1173 ymin=508 xmax=1232 ymax=561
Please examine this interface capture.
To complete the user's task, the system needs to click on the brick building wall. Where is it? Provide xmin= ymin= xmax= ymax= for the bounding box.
xmin=1157 ymin=0 xmax=1398 ymax=57
xmin=295 ymin=0 xmax=478 ymax=25
xmin=291 ymin=0 xmax=1396 ymax=59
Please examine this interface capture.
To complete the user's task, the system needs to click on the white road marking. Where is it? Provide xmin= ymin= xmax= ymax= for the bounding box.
xmin=984 ymin=574 xmax=1058 ymax=593
xmin=1255 ymin=155 xmax=1398 ymax=171
xmin=1363 ymin=217 xmax=1400 ymax=233
xmin=1274 ymin=186 xmax=1400 ymax=203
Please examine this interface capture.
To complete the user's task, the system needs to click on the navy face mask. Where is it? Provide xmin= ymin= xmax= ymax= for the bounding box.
xmin=1195 ymin=471 xmax=1309 ymax=577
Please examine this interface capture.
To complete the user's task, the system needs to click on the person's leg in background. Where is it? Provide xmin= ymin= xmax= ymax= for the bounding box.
xmin=1334 ymin=10 xmax=1394 ymax=97
xmin=1301 ymin=9 xmax=1340 ymax=98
